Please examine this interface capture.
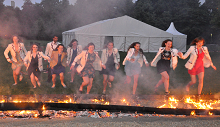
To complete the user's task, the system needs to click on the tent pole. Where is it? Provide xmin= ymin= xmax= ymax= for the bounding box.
xmin=124 ymin=37 xmax=126 ymax=52
xmin=100 ymin=36 xmax=102 ymax=51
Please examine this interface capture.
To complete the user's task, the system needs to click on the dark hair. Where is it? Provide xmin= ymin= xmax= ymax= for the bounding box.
xmin=161 ymin=39 xmax=173 ymax=48
xmin=84 ymin=42 xmax=95 ymax=50
xmin=68 ymin=39 xmax=78 ymax=47
xmin=53 ymin=35 xmax=58 ymax=38
xmin=55 ymin=44 xmax=66 ymax=52
xmin=31 ymin=42 xmax=42 ymax=51
xmin=127 ymin=42 xmax=141 ymax=52
xmin=103 ymin=41 xmax=114 ymax=49
xmin=190 ymin=37 xmax=205 ymax=45
xmin=11 ymin=35 xmax=20 ymax=43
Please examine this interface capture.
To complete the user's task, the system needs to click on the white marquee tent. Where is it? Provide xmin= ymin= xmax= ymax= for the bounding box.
xmin=62 ymin=15 xmax=184 ymax=52
xmin=166 ymin=22 xmax=187 ymax=52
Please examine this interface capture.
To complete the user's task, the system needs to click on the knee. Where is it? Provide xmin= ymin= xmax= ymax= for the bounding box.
xmin=191 ymin=80 xmax=196 ymax=84
xmin=84 ymin=80 xmax=89 ymax=85
xmin=164 ymin=76 xmax=169 ymax=81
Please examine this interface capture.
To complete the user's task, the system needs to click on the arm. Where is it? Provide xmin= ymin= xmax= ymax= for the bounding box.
xmin=66 ymin=47 xmax=71 ymax=64
xmin=204 ymin=47 xmax=216 ymax=70
xmin=78 ymin=45 xmax=83 ymax=53
xmin=115 ymin=48 xmax=120 ymax=63
xmin=45 ymin=43 xmax=50 ymax=56
xmin=125 ymin=48 xmax=134 ymax=61
xmin=21 ymin=43 xmax=27 ymax=55
xmin=4 ymin=44 xmax=12 ymax=63
xmin=142 ymin=54 xmax=149 ymax=66
xmin=71 ymin=51 xmax=84 ymax=66
xmin=23 ymin=51 xmax=30 ymax=67
xmin=40 ymin=52 xmax=50 ymax=62
xmin=180 ymin=46 xmax=193 ymax=59
xmin=101 ymin=49 xmax=105 ymax=68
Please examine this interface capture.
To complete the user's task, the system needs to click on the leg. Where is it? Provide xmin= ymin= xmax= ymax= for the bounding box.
xmin=30 ymin=73 xmax=37 ymax=88
xmin=59 ymin=72 xmax=66 ymax=87
xmin=197 ymin=72 xmax=204 ymax=95
xmin=35 ymin=76 xmax=41 ymax=87
xmin=107 ymin=75 xmax=114 ymax=87
xmin=102 ymin=74 xmax=108 ymax=93
xmin=133 ymin=74 xmax=139 ymax=95
xmin=13 ymin=70 xmax=18 ymax=85
xmin=70 ymin=68 xmax=76 ymax=82
xmin=155 ymin=76 xmax=164 ymax=92
xmin=79 ymin=77 xmax=90 ymax=91
xmin=13 ymin=66 xmax=22 ymax=84
xmin=52 ymin=74 xmax=56 ymax=88
xmin=160 ymin=71 xmax=169 ymax=93
xmin=186 ymin=74 xmax=197 ymax=92
xmin=87 ymin=78 xmax=94 ymax=94
xmin=125 ymin=76 xmax=131 ymax=84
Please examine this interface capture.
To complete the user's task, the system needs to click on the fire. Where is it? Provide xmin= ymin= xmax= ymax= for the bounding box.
xmin=42 ymin=105 xmax=46 ymax=110
xmin=184 ymin=97 xmax=216 ymax=109
xmin=208 ymin=111 xmax=213 ymax=116
xmin=121 ymin=99 xmax=130 ymax=106
xmin=91 ymin=99 xmax=109 ymax=105
xmin=158 ymin=97 xmax=178 ymax=108
xmin=190 ymin=110 xmax=196 ymax=116
xmin=158 ymin=96 xmax=220 ymax=109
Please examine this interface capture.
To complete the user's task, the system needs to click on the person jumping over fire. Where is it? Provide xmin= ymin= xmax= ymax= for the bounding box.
xmin=50 ymin=44 xmax=67 ymax=88
xmin=70 ymin=43 xmax=102 ymax=94
xmin=123 ymin=42 xmax=149 ymax=97
xmin=100 ymin=41 xmax=120 ymax=94
xmin=4 ymin=35 xmax=27 ymax=86
xmin=151 ymin=39 xmax=179 ymax=98
xmin=178 ymin=37 xmax=216 ymax=99
xmin=24 ymin=43 xmax=50 ymax=88
xmin=66 ymin=39 xmax=82 ymax=83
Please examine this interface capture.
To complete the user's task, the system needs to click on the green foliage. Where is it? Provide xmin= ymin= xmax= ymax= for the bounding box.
xmin=0 ymin=0 xmax=220 ymax=44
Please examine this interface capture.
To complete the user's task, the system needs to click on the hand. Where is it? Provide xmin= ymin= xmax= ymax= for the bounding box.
xmin=102 ymin=65 xmax=106 ymax=69
xmin=24 ymin=63 xmax=28 ymax=67
xmin=70 ymin=65 xmax=74 ymax=70
xmin=117 ymin=63 xmax=120 ymax=69
xmin=177 ymin=52 xmax=183 ymax=57
xmin=212 ymin=65 xmax=217 ymax=70
xmin=145 ymin=63 xmax=149 ymax=67
xmin=130 ymin=58 xmax=135 ymax=62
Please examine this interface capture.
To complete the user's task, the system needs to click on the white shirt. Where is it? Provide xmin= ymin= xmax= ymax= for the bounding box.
xmin=45 ymin=41 xmax=60 ymax=58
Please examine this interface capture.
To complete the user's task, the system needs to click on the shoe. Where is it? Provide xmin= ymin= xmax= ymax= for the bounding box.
xmin=78 ymin=90 xmax=82 ymax=94
xmin=62 ymin=83 xmax=67 ymax=88
xmin=12 ymin=83 xmax=17 ymax=86
xmin=70 ymin=80 xmax=73 ymax=83
xmin=196 ymin=94 xmax=201 ymax=102
xmin=164 ymin=92 xmax=169 ymax=100
xmin=102 ymin=90 xmax=106 ymax=94
xmin=51 ymin=84 xmax=55 ymax=88
xmin=19 ymin=74 xmax=23 ymax=81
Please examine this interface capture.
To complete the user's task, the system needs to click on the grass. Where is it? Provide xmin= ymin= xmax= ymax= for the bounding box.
xmin=1 ymin=38 xmax=220 ymax=95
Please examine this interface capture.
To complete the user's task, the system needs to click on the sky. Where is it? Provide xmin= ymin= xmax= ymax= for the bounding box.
xmin=4 ymin=0 xmax=206 ymax=9
xmin=3 ymin=0 xmax=77 ymax=9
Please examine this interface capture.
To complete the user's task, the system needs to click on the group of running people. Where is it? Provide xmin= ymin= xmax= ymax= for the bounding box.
xmin=4 ymin=35 xmax=216 ymax=97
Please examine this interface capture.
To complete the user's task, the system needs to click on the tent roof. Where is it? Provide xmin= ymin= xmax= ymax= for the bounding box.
xmin=63 ymin=15 xmax=173 ymax=37
xmin=166 ymin=22 xmax=187 ymax=36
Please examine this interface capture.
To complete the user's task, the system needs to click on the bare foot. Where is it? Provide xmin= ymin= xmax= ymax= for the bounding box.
xmin=51 ymin=84 xmax=55 ymax=88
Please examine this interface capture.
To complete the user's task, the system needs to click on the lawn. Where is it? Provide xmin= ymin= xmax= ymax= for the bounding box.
xmin=1 ymin=38 xmax=220 ymax=96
